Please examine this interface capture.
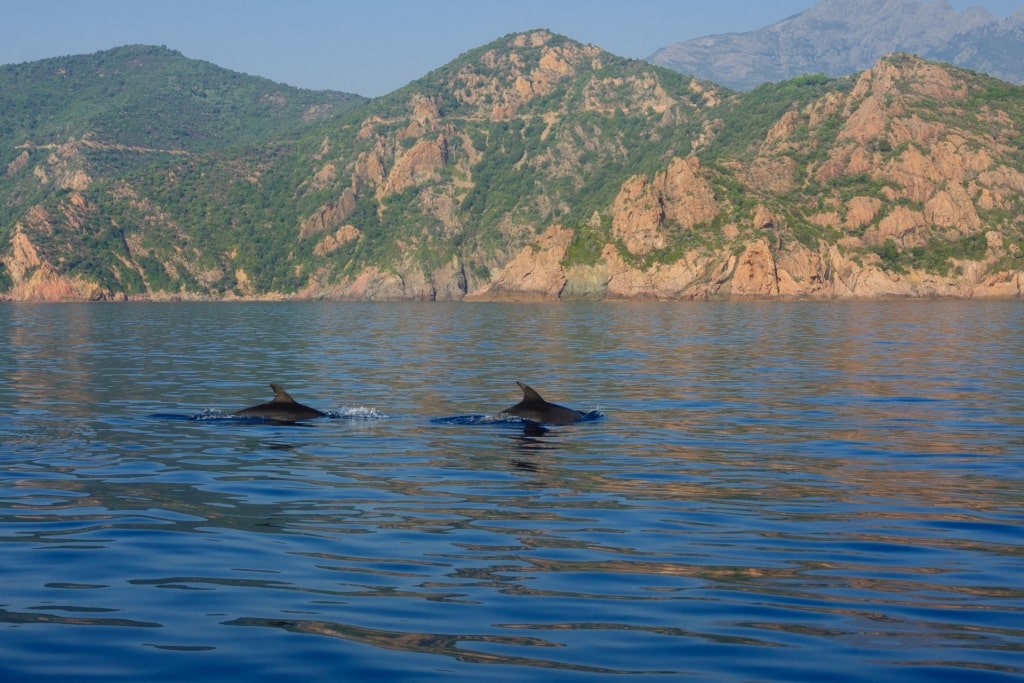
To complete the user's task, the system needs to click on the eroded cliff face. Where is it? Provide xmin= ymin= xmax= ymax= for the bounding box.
xmin=472 ymin=54 xmax=1024 ymax=301
xmin=2 ymin=194 xmax=121 ymax=301
xmin=610 ymin=157 xmax=718 ymax=257
xmin=6 ymin=227 xmax=112 ymax=301
xmin=476 ymin=223 xmax=1021 ymax=301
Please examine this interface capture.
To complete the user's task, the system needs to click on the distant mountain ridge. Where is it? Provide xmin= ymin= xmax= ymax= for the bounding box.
xmin=649 ymin=0 xmax=1024 ymax=90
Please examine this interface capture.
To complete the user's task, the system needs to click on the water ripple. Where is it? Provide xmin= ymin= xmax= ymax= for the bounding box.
xmin=1 ymin=301 xmax=1022 ymax=682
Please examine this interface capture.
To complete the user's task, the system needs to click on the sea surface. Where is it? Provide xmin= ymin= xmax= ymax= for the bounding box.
xmin=1 ymin=300 xmax=1022 ymax=682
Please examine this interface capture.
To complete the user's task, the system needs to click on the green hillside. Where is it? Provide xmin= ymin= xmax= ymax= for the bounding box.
xmin=2 ymin=34 xmax=1022 ymax=300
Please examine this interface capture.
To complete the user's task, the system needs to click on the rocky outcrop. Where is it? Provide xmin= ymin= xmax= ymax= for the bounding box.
xmin=27 ymin=140 xmax=93 ymax=191
xmin=470 ymin=225 xmax=573 ymax=300
xmin=312 ymin=225 xmax=361 ymax=256
xmin=297 ymin=253 xmax=469 ymax=302
xmin=300 ymin=190 xmax=357 ymax=240
xmin=611 ymin=157 xmax=718 ymax=256
xmin=464 ymin=224 xmax=1020 ymax=302
xmin=456 ymin=31 xmax=604 ymax=119
xmin=3 ymin=227 xmax=113 ymax=301
xmin=384 ymin=136 xmax=447 ymax=194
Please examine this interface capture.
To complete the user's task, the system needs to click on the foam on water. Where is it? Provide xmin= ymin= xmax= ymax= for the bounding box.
xmin=182 ymin=406 xmax=389 ymax=421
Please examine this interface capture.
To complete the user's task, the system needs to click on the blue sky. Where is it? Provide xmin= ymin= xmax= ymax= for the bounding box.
xmin=1 ymin=1 xmax=1020 ymax=96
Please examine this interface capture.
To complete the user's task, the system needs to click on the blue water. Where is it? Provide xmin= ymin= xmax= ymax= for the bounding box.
xmin=1 ymin=301 xmax=1022 ymax=682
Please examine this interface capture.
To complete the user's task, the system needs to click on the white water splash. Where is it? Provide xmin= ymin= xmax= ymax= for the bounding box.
xmin=325 ymin=406 xmax=389 ymax=420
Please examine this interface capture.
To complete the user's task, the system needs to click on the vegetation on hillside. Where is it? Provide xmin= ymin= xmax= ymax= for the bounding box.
xmin=2 ymin=35 xmax=1023 ymax=300
xmin=0 ymin=45 xmax=365 ymax=154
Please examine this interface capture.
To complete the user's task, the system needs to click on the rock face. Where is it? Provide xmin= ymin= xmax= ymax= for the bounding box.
xmin=611 ymin=157 xmax=718 ymax=256
xmin=3 ymin=200 xmax=120 ymax=301
xmin=479 ymin=61 xmax=1023 ymax=298
xmin=650 ymin=0 xmax=1024 ymax=90
xmin=472 ymin=225 xmax=573 ymax=300
xmin=468 ymin=52 xmax=1024 ymax=302
xmin=6 ymin=228 xmax=110 ymax=301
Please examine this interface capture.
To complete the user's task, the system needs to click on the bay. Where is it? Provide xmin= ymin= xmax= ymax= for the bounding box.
xmin=1 ymin=301 xmax=1022 ymax=682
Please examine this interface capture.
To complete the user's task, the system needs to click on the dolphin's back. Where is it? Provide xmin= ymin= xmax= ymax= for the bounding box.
xmin=232 ymin=384 xmax=326 ymax=422
xmin=503 ymin=381 xmax=583 ymax=425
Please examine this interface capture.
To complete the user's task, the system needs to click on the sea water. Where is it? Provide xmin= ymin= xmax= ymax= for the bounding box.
xmin=1 ymin=300 xmax=1022 ymax=681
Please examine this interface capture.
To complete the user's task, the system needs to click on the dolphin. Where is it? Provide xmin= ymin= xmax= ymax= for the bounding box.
xmin=232 ymin=384 xmax=326 ymax=423
xmin=502 ymin=381 xmax=584 ymax=425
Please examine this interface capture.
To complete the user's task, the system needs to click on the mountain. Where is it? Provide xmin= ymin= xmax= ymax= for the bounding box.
xmin=2 ymin=31 xmax=1023 ymax=301
xmin=649 ymin=0 xmax=1024 ymax=91
xmin=0 ymin=44 xmax=365 ymax=153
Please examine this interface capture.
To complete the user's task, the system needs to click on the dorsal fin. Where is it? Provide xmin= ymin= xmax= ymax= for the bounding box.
xmin=516 ymin=381 xmax=545 ymax=403
xmin=270 ymin=383 xmax=297 ymax=404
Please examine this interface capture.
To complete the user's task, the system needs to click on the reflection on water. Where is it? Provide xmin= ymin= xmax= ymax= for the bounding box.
xmin=1 ymin=301 xmax=1022 ymax=682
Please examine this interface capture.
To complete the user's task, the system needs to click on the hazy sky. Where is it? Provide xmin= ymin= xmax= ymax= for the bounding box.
xmin=1 ymin=1 xmax=1020 ymax=96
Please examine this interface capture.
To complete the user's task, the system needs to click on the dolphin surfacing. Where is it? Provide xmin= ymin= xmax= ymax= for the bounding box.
xmin=232 ymin=384 xmax=326 ymax=423
xmin=502 ymin=381 xmax=584 ymax=425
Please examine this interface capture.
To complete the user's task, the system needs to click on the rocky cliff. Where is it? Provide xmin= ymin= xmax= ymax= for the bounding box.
xmin=470 ymin=54 xmax=1024 ymax=300
xmin=2 ymin=33 xmax=1022 ymax=301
